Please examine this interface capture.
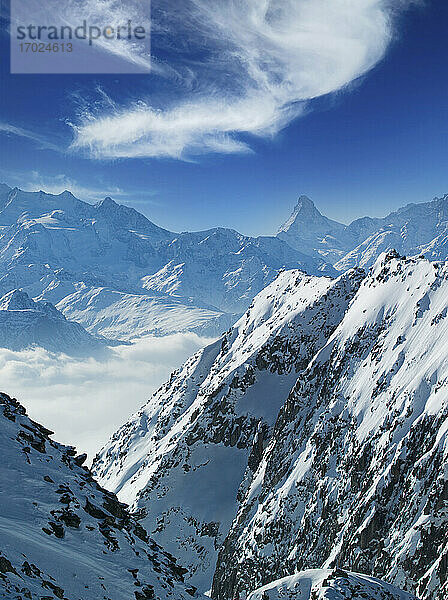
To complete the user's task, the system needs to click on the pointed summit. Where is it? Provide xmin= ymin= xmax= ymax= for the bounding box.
xmin=95 ymin=196 xmax=117 ymax=210
xmin=278 ymin=195 xmax=339 ymax=235
xmin=294 ymin=194 xmax=318 ymax=211
xmin=276 ymin=196 xmax=346 ymax=263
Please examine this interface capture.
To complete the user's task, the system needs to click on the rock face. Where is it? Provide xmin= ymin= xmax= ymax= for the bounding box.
xmin=0 ymin=392 xmax=204 ymax=600
xmin=212 ymin=252 xmax=448 ymax=600
xmin=0 ymin=289 xmax=108 ymax=355
xmin=92 ymin=268 xmax=364 ymax=592
xmin=247 ymin=569 xmax=416 ymax=600
xmin=95 ymin=253 xmax=447 ymax=600
xmin=0 ymin=186 xmax=332 ymax=340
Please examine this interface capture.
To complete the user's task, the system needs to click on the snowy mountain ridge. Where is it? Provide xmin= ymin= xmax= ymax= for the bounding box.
xmin=0 ymin=391 xmax=416 ymax=600
xmin=1 ymin=182 xmax=448 ymax=347
xmin=277 ymin=194 xmax=448 ymax=270
xmin=247 ymin=569 xmax=416 ymax=600
xmin=93 ymin=252 xmax=448 ymax=600
xmin=0 ymin=288 xmax=108 ymax=355
xmin=213 ymin=252 xmax=448 ymax=600
xmin=92 ymin=268 xmax=365 ymax=592
xmin=0 ymin=184 xmax=331 ymax=344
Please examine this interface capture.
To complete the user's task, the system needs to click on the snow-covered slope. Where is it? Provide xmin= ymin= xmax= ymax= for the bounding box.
xmin=92 ymin=268 xmax=364 ymax=592
xmin=0 ymin=392 xmax=204 ymax=600
xmin=213 ymin=252 xmax=448 ymax=600
xmin=56 ymin=286 xmax=234 ymax=341
xmin=247 ymin=569 xmax=416 ymax=600
xmin=0 ymin=186 xmax=332 ymax=340
xmin=336 ymin=195 xmax=448 ymax=270
xmin=0 ymin=289 xmax=107 ymax=355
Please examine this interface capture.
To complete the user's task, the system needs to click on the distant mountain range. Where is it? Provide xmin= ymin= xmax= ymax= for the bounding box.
xmin=0 ymin=185 xmax=331 ymax=347
xmin=1 ymin=183 xmax=448 ymax=350
xmin=277 ymin=193 xmax=448 ymax=269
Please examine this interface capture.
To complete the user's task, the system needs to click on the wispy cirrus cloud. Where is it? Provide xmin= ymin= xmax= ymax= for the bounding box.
xmin=0 ymin=122 xmax=60 ymax=151
xmin=71 ymin=0 xmax=403 ymax=160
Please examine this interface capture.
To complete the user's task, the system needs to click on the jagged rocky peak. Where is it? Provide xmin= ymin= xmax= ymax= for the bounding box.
xmin=290 ymin=194 xmax=319 ymax=217
xmin=278 ymin=195 xmax=343 ymax=234
xmin=212 ymin=252 xmax=448 ymax=600
xmin=0 ymin=391 xmax=204 ymax=600
xmin=276 ymin=195 xmax=348 ymax=263
xmin=92 ymin=267 xmax=364 ymax=593
xmin=95 ymin=195 xmax=118 ymax=209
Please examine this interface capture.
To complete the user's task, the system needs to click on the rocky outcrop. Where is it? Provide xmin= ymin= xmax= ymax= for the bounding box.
xmin=0 ymin=392 xmax=204 ymax=600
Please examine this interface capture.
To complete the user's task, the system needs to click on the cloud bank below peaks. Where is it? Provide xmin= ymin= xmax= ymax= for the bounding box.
xmin=72 ymin=0 xmax=400 ymax=160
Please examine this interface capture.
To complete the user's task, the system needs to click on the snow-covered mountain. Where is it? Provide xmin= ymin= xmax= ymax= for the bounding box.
xmin=0 ymin=289 xmax=108 ymax=355
xmin=56 ymin=286 xmax=234 ymax=341
xmin=213 ymin=252 xmax=448 ymax=600
xmin=277 ymin=196 xmax=350 ymax=264
xmin=94 ymin=252 xmax=447 ymax=600
xmin=0 ymin=185 xmax=331 ymax=341
xmin=0 ymin=392 xmax=204 ymax=600
xmin=2 ymin=183 xmax=448 ymax=343
xmin=277 ymin=194 xmax=448 ymax=271
xmin=334 ymin=196 xmax=448 ymax=270
xmin=92 ymin=268 xmax=364 ymax=592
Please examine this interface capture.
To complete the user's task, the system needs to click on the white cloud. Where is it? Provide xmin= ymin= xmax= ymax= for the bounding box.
xmin=0 ymin=333 xmax=211 ymax=461
xmin=71 ymin=0 xmax=399 ymax=160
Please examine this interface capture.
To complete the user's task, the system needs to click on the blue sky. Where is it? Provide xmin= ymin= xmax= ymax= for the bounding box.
xmin=0 ymin=0 xmax=447 ymax=236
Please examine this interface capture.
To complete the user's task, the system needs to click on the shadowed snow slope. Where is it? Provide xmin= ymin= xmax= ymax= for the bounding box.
xmin=0 ymin=289 xmax=107 ymax=355
xmin=0 ymin=392 xmax=205 ymax=600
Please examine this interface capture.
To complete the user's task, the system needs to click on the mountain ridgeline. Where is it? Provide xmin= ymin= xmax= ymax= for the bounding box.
xmin=0 ymin=185 xmax=332 ymax=346
xmin=1 ymin=183 xmax=448 ymax=350
xmin=0 ymin=392 xmax=205 ymax=600
xmin=93 ymin=252 xmax=448 ymax=600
